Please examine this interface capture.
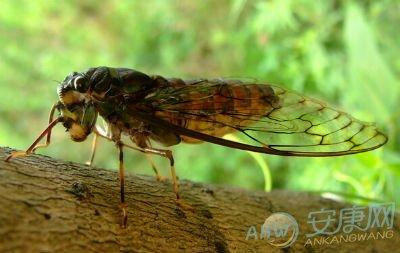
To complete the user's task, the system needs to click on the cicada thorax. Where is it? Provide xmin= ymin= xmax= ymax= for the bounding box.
xmin=57 ymin=67 xmax=157 ymax=105
xmin=154 ymin=80 xmax=280 ymax=144
xmin=83 ymin=67 xmax=160 ymax=103
xmin=59 ymin=72 xmax=154 ymax=120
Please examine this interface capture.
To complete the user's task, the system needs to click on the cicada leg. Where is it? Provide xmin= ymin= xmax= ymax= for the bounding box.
xmin=86 ymin=125 xmax=111 ymax=166
xmin=86 ymin=133 xmax=99 ymax=166
xmin=5 ymin=116 xmax=63 ymax=162
xmin=144 ymin=141 xmax=167 ymax=182
xmin=145 ymin=154 xmax=164 ymax=181
xmin=91 ymin=128 xmax=194 ymax=226
xmin=117 ymin=141 xmax=128 ymax=228
xmin=141 ymin=147 xmax=194 ymax=211
xmin=31 ymin=103 xmax=58 ymax=153
xmin=91 ymin=129 xmax=137 ymax=227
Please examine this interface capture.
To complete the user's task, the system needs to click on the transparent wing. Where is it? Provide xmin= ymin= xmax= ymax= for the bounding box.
xmin=138 ymin=79 xmax=387 ymax=156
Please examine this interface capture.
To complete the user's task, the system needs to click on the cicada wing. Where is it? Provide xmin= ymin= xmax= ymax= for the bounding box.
xmin=231 ymin=85 xmax=387 ymax=154
xmin=136 ymin=80 xmax=387 ymax=156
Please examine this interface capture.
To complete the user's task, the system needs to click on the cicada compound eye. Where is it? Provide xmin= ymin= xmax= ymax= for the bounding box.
xmin=73 ymin=76 xmax=87 ymax=92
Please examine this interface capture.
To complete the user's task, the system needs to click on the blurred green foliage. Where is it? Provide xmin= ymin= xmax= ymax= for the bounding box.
xmin=0 ymin=0 xmax=399 ymax=205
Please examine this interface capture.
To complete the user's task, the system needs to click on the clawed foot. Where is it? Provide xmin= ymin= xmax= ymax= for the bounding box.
xmin=176 ymin=198 xmax=195 ymax=212
xmin=119 ymin=203 xmax=128 ymax=228
xmin=32 ymin=144 xmax=47 ymax=153
xmin=85 ymin=161 xmax=93 ymax=167
xmin=5 ymin=151 xmax=30 ymax=162
xmin=155 ymin=175 xmax=168 ymax=182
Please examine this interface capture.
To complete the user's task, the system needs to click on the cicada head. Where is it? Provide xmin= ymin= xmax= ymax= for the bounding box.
xmin=56 ymin=102 xmax=98 ymax=142
xmin=57 ymin=71 xmax=91 ymax=105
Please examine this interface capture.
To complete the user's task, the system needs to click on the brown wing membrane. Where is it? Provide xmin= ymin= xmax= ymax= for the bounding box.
xmin=137 ymin=79 xmax=387 ymax=156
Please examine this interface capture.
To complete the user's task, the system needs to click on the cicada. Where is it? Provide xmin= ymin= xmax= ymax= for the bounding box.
xmin=6 ymin=67 xmax=388 ymax=227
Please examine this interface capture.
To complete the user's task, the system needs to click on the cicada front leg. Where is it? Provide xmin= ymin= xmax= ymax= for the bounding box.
xmin=30 ymin=103 xmax=58 ymax=153
xmin=86 ymin=125 xmax=112 ymax=166
xmin=6 ymin=104 xmax=62 ymax=162
xmin=86 ymin=133 xmax=99 ymax=166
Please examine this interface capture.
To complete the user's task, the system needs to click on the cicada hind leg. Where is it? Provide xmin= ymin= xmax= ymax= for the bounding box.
xmin=5 ymin=103 xmax=61 ymax=161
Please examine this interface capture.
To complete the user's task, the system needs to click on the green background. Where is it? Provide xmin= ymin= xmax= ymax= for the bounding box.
xmin=0 ymin=1 xmax=399 ymax=206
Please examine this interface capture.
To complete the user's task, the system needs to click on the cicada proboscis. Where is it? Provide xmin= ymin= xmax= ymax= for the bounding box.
xmin=6 ymin=67 xmax=388 ymax=227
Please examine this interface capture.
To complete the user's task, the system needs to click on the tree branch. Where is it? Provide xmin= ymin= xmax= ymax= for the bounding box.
xmin=0 ymin=147 xmax=398 ymax=252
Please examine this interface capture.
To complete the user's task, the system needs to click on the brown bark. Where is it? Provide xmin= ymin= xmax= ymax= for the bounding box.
xmin=0 ymin=147 xmax=398 ymax=253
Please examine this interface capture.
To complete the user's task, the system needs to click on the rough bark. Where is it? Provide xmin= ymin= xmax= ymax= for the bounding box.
xmin=0 ymin=147 xmax=398 ymax=253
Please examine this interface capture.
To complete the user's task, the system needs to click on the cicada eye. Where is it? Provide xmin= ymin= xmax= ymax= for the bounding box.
xmin=74 ymin=76 xmax=86 ymax=92
xmin=62 ymin=121 xmax=72 ymax=130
